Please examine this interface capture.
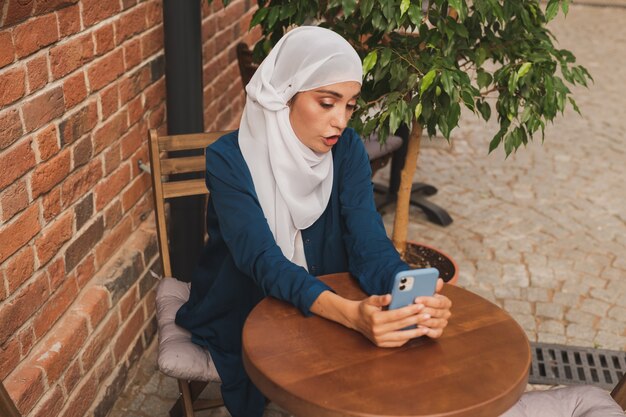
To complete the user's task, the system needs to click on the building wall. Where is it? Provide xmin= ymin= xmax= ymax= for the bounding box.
xmin=0 ymin=0 xmax=258 ymax=415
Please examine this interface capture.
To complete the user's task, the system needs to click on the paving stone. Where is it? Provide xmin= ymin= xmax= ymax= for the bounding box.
xmin=494 ymin=286 xmax=521 ymax=300
xmin=504 ymin=300 xmax=532 ymax=315
xmin=528 ymin=265 xmax=556 ymax=288
xmin=502 ymin=264 xmax=530 ymax=288
xmin=594 ymin=331 xmax=626 ymax=351
xmin=579 ymin=298 xmax=611 ymax=317
xmin=523 ymin=287 xmax=551 ymax=303
xmin=538 ymin=320 xmax=565 ymax=335
xmin=565 ymin=309 xmax=598 ymax=326
xmin=552 ymin=293 xmax=581 ymax=308
xmin=535 ymin=303 xmax=563 ymax=320
xmin=537 ymin=333 xmax=567 ymax=345
xmin=566 ymin=323 xmax=597 ymax=341
xmin=596 ymin=319 xmax=625 ymax=335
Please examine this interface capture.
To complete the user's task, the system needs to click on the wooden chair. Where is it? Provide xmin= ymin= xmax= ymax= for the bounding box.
xmin=148 ymin=129 xmax=231 ymax=417
xmin=612 ymin=372 xmax=626 ymax=410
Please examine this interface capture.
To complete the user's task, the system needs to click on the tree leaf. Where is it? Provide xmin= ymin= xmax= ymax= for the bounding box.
xmin=477 ymin=70 xmax=492 ymax=89
xmin=545 ymin=0 xmax=560 ymax=21
xmin=420 ymin=69 xmax=437 ymax=95
xmin=568 ymin=97 xmax=581 ymax=115
xmin=414 ymin=102 xmax=423 ymax=119
xmin=362 ymin=50 xmax=378 ymax=74
xmin=360 ymin=0 xmax=374 ymax=18
xmin=380 ymin=48 xmax=392 ymax=68
xmin=342 ymin=0 xmax=357 ymax=17
xmin=478 ymin=101 xmax=491 ymax=121
xmin=441 ymin=70 xmax=454 ymax=96
xmin=250 ymin=7 xmax=269 ymax=28
xmin=562 ymin=0 xmax=570 ymax=15
xmin=517 ymin=62 xmax=532 ymax=78
xmin=400 ymin=0 xmax=410 ymax=17
xmin=267 ymin=6 xmax=280 ymax=29
xmin=407 ymin=4 xmax=422 ymax=26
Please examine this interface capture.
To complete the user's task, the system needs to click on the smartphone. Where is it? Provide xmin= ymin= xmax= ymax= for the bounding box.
xmin=388 ymin=268 xmax=439 ymax=311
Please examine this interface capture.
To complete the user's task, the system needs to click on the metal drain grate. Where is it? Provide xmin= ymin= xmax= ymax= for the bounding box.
xmin=529 ymin=342 xmax=626 ymax=389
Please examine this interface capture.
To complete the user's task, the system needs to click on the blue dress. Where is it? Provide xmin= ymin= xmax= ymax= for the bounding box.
xmin=175 ymin=127 xmax=409 ymax=417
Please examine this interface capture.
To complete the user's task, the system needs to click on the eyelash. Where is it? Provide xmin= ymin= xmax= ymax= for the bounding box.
xmin=320 ymin=103 xmax=357 ymax=111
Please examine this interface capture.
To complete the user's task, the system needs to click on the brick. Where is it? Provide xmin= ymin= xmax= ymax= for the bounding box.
xmin=0 ymin=66 xmax=26 ymax=107
xmin=103 ymin=143 xmax=121 ymax=175
xmin=143 ymin=78 xmax=165 ymax=110
xmin=2 ymin=0 xmax=34 ymax=30
xmin=75 ymin=193 xmax=94 ymax=231
xmin=0 ymin=270 xmax=49 ymax=346
xmin=113 ymin=305 xmax=144 ymax=361
xmin=61 ymin=159 xmax=102 ymax=208
xmin=95 ymin=216 xmax=133 ymax=267
xmin=59 ymin=101 xmax=98 ymax=146
xmin=103 ymin=200 xmax=122 ymax=229
xmin=93 ymin=361 xmax=128 ymax=417
xmin=34 ymin=210 xmax=73 ymax=265
xmin=33 ymin=0 xmax=80 ymax=15
xmin=145 ymin=0 xmax=162 ymax=27
xmin=46 ymin=256 xmax=65 ymax=291
xmin=140 ymin=25 xmax=163 ymax=59
xmin=115 ymin=4 xmax=146 ymax=44
xmin=80 ymin=309 xmax=117 ymax=372
xmin=49 ymin=34 xmax=95 ymax=79
xmin=100 ymin=83 xmax=119 ymax=119
xmin=122 ymin=173 xmax=150 ymax=213
xmin=3 ymin=245 xmax=35 ymax=295
xmin=0 ymin=203 xmax=40 ymax=264
xmin=22 ymin=87 xmax=65 ymax=133
xmin=119 ymin=285 xmax=138 ymax=321
xmin=13 ymin=14 xmax=59 ymax=58
xmin=148 ymin=105 xmax=165 ymax=129
xmin=120 ymin=123 xmax=142 ymax=159
xmin=42 ymin=187 xmax=61 ymax=222
xmin=0 ymin=337 xmax=20 ymax=380
xmin=33 ymin=314 xmax=88 ymax=384
xmin=87 ymin=49 xmax=124 ymax=92
xmin=94 ymin=164 xmax=131 ymax=211
xmin=72 ymin=135 xmax=93 ymax=168
xmin=0 ymin=178 xmax=29 ymax=222
xmin=74 ymin=286 xmax=110 ymax=329
xmin=123 ymin=38 xmax=141 ymax=71
xmin=81 ymin=0 xmax=120 ymax=27
xmin=100 ymin=251 xmax=143 ymax=305
xmin=26 ymin=54 xmax=48 ymax=93
xmin=33 ymin=276 xmax=79 ymax=339
xmin=93 ymin=110 xmax=128 ymax=155
xmin=65 ymin=217 xmax=104 ymax=272
xmin=0 ymin=31 xmax=16 ymax=68
xmin=63 ymin=71 xmax=88 ymax=110
xmin=75 ymin=254 xmax=95 ymax=288
xmin=31 ymin=385 xmax=64 ymax=417
xmin=4 ymin=366 xmax=45 ymax=414
xmin=18 ymin=326 xmax=35 ymax=357
xmin=31 ymin=148 xmax=71 ymax=198
xmin=61 ymin=370 xmax=99 ymax=417
xmin=56 ymin=3 xmax=82 ymax=37
xmin=119 ymin=64 xmax=150 ymax=103
xmin=60 ymin=358 xmax=82 ymax=395
xmin=94 ymin=23 xmax=115 ymax=56
xmin=0 ymin=138 xmax=36 ymax=191
xmin=0 ymin=108 xmax=24 ymax=150
xmin=35 ymin=124 xmax=60 ymax=161
xmin=122 ymin=0 xmax=137 ymax=9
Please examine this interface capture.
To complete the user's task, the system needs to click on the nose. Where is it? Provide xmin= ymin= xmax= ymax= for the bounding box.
xmin=331 ymin=109 xmax=348 ymax=130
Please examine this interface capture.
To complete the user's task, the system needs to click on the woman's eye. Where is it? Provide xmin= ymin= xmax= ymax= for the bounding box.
xmin=320 ymin=103 xmax=334 ymax=109
xmin=347 ymin=104 xmax=357 ymax=111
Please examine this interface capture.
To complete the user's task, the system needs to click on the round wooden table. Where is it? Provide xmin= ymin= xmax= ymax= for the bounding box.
xmin=243 ymin=273 xmax=531 ymax=417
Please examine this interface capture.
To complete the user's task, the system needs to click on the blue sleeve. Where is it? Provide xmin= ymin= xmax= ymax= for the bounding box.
xmin=338 ymin=130 xmax=409 ymax=295
xmin=205 ymin=143 xmax=331 ymax=316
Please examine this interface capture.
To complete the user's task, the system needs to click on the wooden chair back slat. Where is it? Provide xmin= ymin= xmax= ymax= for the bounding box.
xmin=158 ymin=131 xmax=228 ymax=152
xmin=162 ymin=179 xmax=208 ymax=199
xmin=160 ymin=155 xmax=206 ymax=175
xmin=148 ymin=129 xmax=232 ymax=278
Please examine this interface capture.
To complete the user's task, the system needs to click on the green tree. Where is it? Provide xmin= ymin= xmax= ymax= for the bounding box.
xmin=220 ymin=0 xmax=591 ymax=258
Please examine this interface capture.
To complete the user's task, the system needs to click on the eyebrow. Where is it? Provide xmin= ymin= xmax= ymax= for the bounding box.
xmin=315 ymin=89 xmax=360 ymax=99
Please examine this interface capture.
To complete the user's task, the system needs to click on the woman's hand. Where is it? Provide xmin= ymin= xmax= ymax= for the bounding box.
xmin=412 ymin=278 xmax=452 ymax=339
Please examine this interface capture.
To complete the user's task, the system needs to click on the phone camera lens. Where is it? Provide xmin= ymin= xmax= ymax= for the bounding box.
xmin=400 ymin=278 xmax=407 ymax=284
xmin=399 ymin=285 xmax=406 ymax=290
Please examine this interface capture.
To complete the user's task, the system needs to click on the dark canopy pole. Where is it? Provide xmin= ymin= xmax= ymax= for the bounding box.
xmin=162 ymin=0 xmax=205 ymax=281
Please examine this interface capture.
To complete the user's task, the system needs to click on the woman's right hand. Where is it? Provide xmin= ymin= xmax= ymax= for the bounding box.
xmin=350 ymin=295 xmax=431 ymax=348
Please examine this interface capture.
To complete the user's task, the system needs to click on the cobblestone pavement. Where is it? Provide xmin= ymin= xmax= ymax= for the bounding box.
xmin=109 ymin=3 xmax=625 ymax=416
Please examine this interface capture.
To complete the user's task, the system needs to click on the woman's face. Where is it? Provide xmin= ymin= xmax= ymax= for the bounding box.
xmin=288 ymin=81 xmax=361 ymax=153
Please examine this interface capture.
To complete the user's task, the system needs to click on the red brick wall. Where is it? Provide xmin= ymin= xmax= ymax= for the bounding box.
xmin=0 ymin=0 xmax=258 ymax=415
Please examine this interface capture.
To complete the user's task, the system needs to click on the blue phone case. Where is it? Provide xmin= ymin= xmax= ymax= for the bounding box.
xmin=388 ymin=268 xmax=439 ymax=310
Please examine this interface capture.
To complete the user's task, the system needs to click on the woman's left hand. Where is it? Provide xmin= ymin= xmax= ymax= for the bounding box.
xmin=413 ymin=278 xmax=452 ymax=339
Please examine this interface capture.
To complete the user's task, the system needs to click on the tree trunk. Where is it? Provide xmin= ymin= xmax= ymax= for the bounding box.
xmin=391 ymin=121 xmax=422 ymax=258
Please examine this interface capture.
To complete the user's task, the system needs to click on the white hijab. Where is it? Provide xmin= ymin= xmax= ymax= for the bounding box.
xmin=239 ymin=26 xmax=362 ymax=267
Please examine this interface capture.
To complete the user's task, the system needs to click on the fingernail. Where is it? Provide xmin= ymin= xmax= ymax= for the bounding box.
xmin=415 ymin=303 xmax=424 ymax=310
xmin=423 ymin=314 xmax=431 ymax=319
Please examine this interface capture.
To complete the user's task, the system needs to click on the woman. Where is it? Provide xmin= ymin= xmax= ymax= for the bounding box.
xmin=176 ymin=26 xmax=452 ymax=417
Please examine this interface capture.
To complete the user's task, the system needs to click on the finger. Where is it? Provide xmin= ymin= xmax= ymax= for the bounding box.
xmin=377 ymin=326 xmax=429 ymax=344
xmin=418 ymin=317 xmax=449 ymax=329
xmin=436 ymin=278 xmax=444 ymax=293
xmin=377 ymin=302 xmax=424 ymax=323
xmin=420 ymin=306 xmax=452 ymax=320
xmin=364 ymin=294 xmax=392 ymax=308
xmin=415 ymin=294 xmax=452 ymax=310
xmin=423 ymin=326 xmax=444 ymax=339
xmin=375 ymin=311 xmax=430 ymax=334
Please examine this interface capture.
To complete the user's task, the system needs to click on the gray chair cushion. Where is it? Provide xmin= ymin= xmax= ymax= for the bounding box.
xmin=156 ymin=277 xmax=220 ymax=382
xmin=364 ymin=134 xmax=403 ymax=161
xmin=500 ymin=386 xmax=624 ymax=417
